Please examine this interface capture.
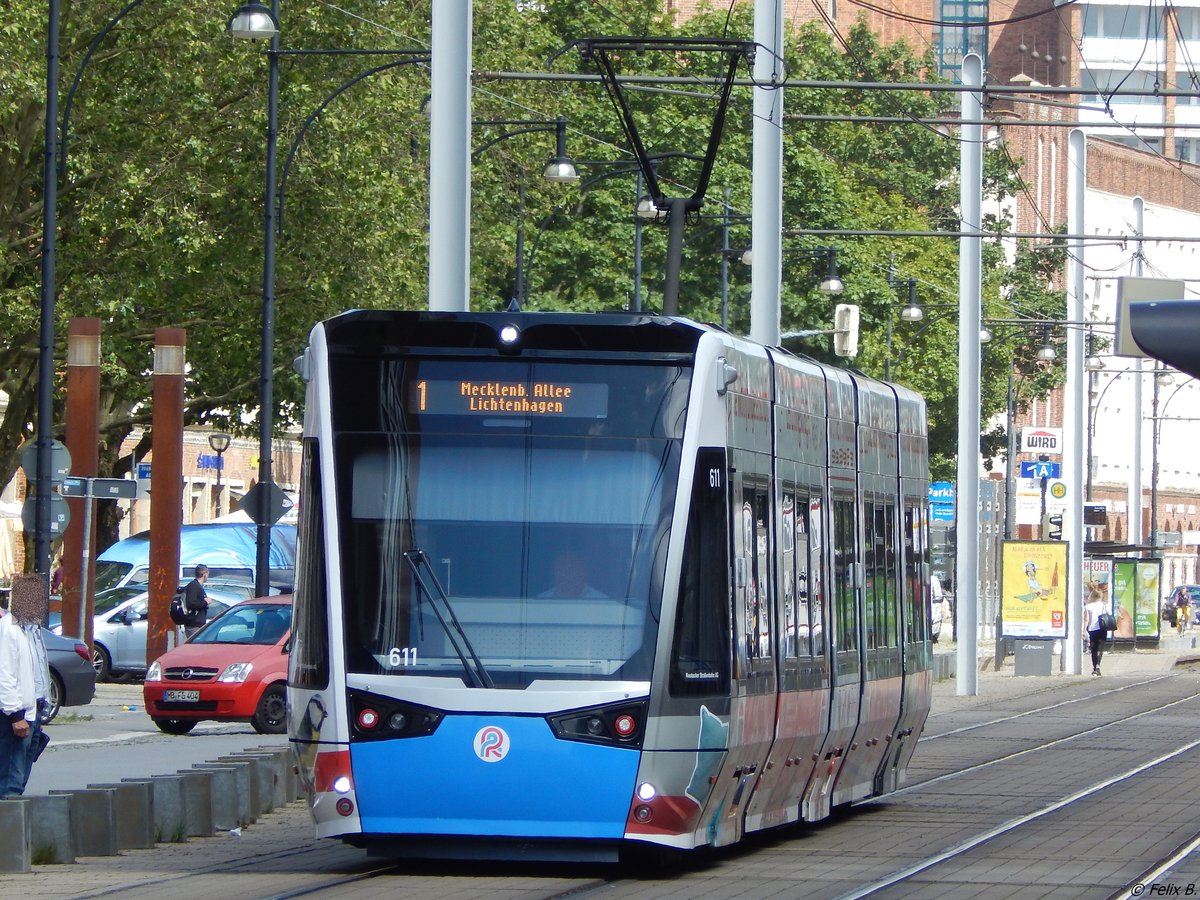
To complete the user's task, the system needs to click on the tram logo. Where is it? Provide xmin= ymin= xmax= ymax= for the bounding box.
xmin=474 ymin=726 xmax=510 ymax=762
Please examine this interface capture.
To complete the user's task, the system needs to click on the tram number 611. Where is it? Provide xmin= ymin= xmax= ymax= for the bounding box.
xmin=388 ymin=647 xmax=418 ymax=667
xmin=709 ymin=467 xmax=722 ymax=489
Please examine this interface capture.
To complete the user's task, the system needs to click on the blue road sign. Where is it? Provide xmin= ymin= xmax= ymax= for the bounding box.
xmin=928 ymin=481 xmax=955 ymax=502
xmin=931 ymin=504 xmax=955 ymax=522
xmin=1020 ymin=460 xmax=1061 ymax=479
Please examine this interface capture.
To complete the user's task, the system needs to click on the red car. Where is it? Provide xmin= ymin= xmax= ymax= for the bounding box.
xmin=143 ymin=595 xmax=291 ymax=735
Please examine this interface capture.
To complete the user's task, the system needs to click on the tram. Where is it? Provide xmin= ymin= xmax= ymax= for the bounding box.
xmin=288 ymin=310 xmax=934 ymax=861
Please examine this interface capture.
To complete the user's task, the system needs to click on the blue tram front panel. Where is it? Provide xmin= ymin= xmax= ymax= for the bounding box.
xmin=350 ymin=713 xmax=641 ymax=838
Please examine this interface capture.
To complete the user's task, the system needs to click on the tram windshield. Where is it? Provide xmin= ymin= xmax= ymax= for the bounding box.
xmin=329 ymin=356 xmax=690 ymax=689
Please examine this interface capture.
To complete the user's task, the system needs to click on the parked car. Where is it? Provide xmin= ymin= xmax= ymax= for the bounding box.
xmin=42 ymin=627 xmax=96 ymax=723
xmin=81 ymin=588 xmax=239 ymax=681
xmin=143 ymin=596 xmax=291 ymax=736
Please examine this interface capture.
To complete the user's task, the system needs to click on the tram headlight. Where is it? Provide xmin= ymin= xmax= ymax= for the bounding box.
xmin=498 ymin=324 xmax=520 ymax=346
xmin=332 ymin=775 xmax=352 ymax=794
xmin=348 ymin=689 xmax=444 ymax=741
xmin=636 ymin=782 xmax=657 ymax=802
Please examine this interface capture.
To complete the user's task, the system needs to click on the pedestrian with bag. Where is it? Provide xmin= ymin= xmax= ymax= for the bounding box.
xmin=182 ymin=564 xmax=210 ymax=639
xmin=0 ymin=576 xmax=45 ymax=796
xmin=1083 ymin=589 xmax=1113 ymax=677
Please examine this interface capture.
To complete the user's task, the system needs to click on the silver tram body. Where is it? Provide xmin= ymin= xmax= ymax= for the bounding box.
xmin=288 ymin=310 xmax=933 ymax=861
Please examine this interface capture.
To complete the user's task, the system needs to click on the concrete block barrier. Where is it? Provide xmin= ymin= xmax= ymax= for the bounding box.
xmin=23 ymin=793 xmax=74 ymax=864
xmin=0 ymin=800 xmax=32 ymax=873
xmin=219 ymin=754 xmax=277 ymax=817
xmin=123 ymin=776 xmax=189 ymax=843
xmin=89 ymin=781 xmax=155 ymax=850
xmin=255 ymin=745 xmax=303 ymax=801
xmin=189 ymin=765 xmax=241 ymax=831
xmin=50 ymin=787 xmax=118 ymax=857
xmin=250 ymin=748 xmax=290 ymax=810
xmin=174 ymin=770 xmax=216 ymax=837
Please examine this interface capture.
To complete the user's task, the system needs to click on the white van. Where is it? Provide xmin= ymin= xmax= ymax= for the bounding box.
xmin=94 ymin=523 xmax=296 ymax=593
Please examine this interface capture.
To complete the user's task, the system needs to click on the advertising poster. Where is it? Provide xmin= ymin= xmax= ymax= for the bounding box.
xmin=1001 ymin=540 xmax=1068 ymax=638
xmin=1112 ymin=559 xmax=1161 ymax=639
xmin=1135 ymin=559 xmax=1162 ymax=638
xmin=1083 ymin=556 xmax=1121 ymax=634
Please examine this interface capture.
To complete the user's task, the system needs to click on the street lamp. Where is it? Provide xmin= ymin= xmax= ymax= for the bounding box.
xmin=208 ymin=432 xmax=232 ymax=518
xmin=228 ymin=0 xmax=281 ymax=598
xmin=227 ymin=3 xmax=426 ymax=594
xmin=472 ymin=118 xmax=579 ymax=307
xmin=740 ymin=246 xmax=844 ymax=296
xmin=37 ymin=0 xmax=158 ymax=577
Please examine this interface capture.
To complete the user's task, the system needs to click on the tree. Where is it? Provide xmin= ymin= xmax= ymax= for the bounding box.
xmin=1 ymin=1 xmax=1065 ymax=560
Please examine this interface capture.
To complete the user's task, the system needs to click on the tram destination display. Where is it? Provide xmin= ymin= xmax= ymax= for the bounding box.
xmin=409 ymin=378 xmax=609 ymax=418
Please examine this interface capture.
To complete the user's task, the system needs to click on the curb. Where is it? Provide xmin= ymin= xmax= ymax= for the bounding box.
xmin=0 ymin=745 xmax=300 ymax=873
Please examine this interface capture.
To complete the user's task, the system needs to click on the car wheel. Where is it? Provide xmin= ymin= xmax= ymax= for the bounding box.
xmin=252 ymin=684 xmax=288 ymax=735
xmin=42 ymin=671 xmax=63 ymax=724
xmin=92 ymin=644 xmax=112 ymax=682
xmin=152 ymin=717 xmax=198 ymax=736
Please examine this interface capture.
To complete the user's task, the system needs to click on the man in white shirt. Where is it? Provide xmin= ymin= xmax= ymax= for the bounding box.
xmin=0 ymin=578 xmax=39 ymax=798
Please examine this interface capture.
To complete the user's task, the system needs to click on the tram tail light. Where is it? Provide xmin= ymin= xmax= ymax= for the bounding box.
xmin=548 ymin=700 xmax=647 ymax=747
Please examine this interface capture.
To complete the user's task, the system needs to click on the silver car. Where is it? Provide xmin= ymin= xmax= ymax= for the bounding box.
xmin=87 ymin=588 xmax=238 ymax=680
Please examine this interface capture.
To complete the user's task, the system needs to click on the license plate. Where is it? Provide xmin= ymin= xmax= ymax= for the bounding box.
xmin=163 ymin=690 xmax=200 ymax=702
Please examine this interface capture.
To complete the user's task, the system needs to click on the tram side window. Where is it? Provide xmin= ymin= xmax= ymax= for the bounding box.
xmin=783 ymin=490 xmax=814 ymax=658
xmin=671 ymin=450 xmax=731 ymax=695
xmin=903 ymin=505 xmax=925 ymax=643
xmin=291 ymin=439 xmax=329 ymax=690
xmin=881 ymin=502 xmax=898 ymax=648
xmin=781 ymin=491 xmax=796 ymax=658
xmin=865 ymin=501 xmax=899 ymax=650
xmin=833 ymin=498 xmax=857 ymax=652
xmin=810 ymin=497 xmax=825 ymax=656
xmin=742 ymin=485 xmax=772 ymax=660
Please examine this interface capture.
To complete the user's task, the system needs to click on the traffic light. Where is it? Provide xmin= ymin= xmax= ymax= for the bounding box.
xmin=1129 ymin=299 xmax=1200 ymax=380
xmin=1041 ymin=513 xmax=1063 ymax=540
xmin=834 ymin=304 xmax=860 ymax=358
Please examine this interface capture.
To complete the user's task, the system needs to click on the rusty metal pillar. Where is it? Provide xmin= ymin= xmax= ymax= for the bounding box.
xmin=147 ymin=328 xmax=185 ymax=664
xmin=61 ymin=317 xmax=101 ymax=644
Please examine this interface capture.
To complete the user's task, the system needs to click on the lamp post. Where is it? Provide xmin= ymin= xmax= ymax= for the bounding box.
xmin=227 ymin=1 xmax=281 ymax=598
xmin=34 ymin=1 xmax=64 ymax=579
xmin=37 ymin=0 xmax=158 ymax=577
xmin=471 ymin=118 xmax=579 ymax=307
xmin=227 ymin=3 xmax=428 ymax=595
xmin=208 ymin=432 xmax=232 ymax=519
xmin=1150 ymin=368 xmax=1188 ymax=549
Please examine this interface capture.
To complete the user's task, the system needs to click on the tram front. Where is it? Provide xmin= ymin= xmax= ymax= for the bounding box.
xmin=289 ymin=311 xmax=698 ymax=860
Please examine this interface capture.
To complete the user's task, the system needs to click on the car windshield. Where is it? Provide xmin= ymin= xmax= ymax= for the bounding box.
xmin=94 ymin=586 xmax=146 ymax=615
xmin=191 ymin=604 xmax=291 ymax=645
xmin=93 ymin=561 xmax=132 ymax=593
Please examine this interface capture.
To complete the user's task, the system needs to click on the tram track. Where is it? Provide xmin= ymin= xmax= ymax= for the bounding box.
xmin=844 ymin=734 xmax=1200 ymax=898
xmin=920 ymin=673 xmax=1177 ymax=741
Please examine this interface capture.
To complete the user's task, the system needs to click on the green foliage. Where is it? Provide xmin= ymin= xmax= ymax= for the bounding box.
xmin=0 ymin=0 xmax=1064 ymax=528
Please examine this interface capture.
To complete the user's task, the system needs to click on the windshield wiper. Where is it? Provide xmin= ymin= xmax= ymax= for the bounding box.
xmin=403 ymin=548 xmax=494 ymax=689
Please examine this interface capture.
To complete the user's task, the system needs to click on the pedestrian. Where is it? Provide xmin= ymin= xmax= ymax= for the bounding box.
xmin=183 ymin=564 xmax=210 ymax=639
xmin=1083 ymin=589 xmax=1109 ymax=677
xmin=0 ymin=577 xmax=42 ymax=797
xmin=20 ymin=614 xmax=51 ymax=792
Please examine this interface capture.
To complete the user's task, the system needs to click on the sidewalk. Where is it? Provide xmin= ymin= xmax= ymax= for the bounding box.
xmin=931 ymin=626 xmax=1199 ymax=710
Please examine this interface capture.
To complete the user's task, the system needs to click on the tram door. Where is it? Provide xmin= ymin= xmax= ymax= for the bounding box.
xmin=803 ymin=484 xmax=860 ymax=821
xmin=716 ymin=452 xmax=777 ymax=847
